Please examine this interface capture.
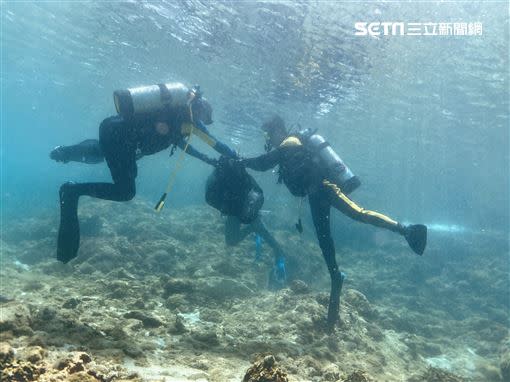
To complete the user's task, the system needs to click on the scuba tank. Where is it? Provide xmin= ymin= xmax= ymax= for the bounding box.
xmin=306 ymin=133 xmax=361 ymax=195
xmin=113 ymin=82 xmax=190 ymax=119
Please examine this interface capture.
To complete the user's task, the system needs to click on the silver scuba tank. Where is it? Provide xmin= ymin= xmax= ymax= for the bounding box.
xmin=113 ymin=82 xmax=190 ymax=118
xmin=307 ymin=134 xmax=361 ymax=194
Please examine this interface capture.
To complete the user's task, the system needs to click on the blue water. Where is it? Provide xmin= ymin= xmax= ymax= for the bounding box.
xmin=2 ymin=2 xmax=508 ymax=238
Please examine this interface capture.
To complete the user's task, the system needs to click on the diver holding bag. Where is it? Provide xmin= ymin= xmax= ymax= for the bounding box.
xmin=205 ymin=156 xmax=287 ymax=288
xmin=206 ymin=156 xmax=264 ymax=224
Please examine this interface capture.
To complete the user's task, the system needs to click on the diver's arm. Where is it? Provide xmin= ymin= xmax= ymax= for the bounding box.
xmin=190 ymin=121 xmax=237 ymax=158
xmin=242 ymin=149 xmax=280 ymax=172
xmin=177 ymin=140 xmax=217 ymax=166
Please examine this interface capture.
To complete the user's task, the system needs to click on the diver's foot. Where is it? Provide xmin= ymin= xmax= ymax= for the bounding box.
xmin=326 ymin=271 xmax=346 ymax=331
xmin=404 ymin=224 xmax=427 ymax=255
xmin=57 ymin=182 xmax=80 ymax=263
xmin=50 ymin=146 xmax=70 ymax=163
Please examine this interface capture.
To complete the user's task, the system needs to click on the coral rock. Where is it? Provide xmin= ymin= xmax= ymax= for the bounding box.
xmin=407 ymin=367 xmax=465 ymax=382
xmin=163 ymin=278 xmax=194 ymax=298
xmin=0 ymin=303 xmax=33 ymax=336
xmin=124 ymin=311 xmax=163 ymax=328
xmin=0 ymin=360 xmax=44 ymax=381
xmin=0 ymin=342 xmax=14 ymax=368
xmin=343 ymin=289 xmax=377 ymax=319
xmin=290 ymin=280 xmax=311 ymax=294
xmin=243 ymin=354 xmax=289 ymax=382
xmin=26 ymin=346 xmax=46 ymax=364
xmin=343 ymin=370 xmax=374 ymax=382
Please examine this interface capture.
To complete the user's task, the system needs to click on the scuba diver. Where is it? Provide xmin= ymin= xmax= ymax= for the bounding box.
xmin=241 ymin=115 xmax=427 ymax=330
xmin=205 ymin=156 xmax=287 ymax=288
xmin=50 ymin=83 xmax=236 ymax=264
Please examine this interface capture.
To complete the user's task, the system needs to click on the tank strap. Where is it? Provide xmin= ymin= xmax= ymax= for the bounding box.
xmin=158 ymin=83 xmax=172 ymax=103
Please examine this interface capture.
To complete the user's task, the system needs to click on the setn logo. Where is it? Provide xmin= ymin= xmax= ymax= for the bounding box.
xmin=354 ymin=22 xmax=405 ymax=36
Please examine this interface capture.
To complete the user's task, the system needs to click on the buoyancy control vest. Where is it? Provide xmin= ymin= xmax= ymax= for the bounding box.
xmin=206 ymin=157 xmax=264 ymax=224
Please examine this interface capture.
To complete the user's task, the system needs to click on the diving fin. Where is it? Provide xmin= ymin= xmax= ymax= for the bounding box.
xmin=50 ymin=140 xmax=104 ymax=164
xmin=57 ymin=182 xmax=80 ymax=263
xmin=404 ymin=224 xmax=427 ymax=255
xmin=327 ymin=271 xmax=346 ymax=331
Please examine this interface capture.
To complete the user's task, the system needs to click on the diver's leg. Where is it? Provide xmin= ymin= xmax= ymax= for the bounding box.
xmin=323 ymin=180 xmax=427 ymax=255
xmin=252 ymin=217 xmax=287 ymax=288
xmin=57 ymin=120 xmax=137 ymax=263
xmin=225 ymin=216 xmax=253 ymax=246
xmin=309 ymin=189 xmax=345 ymax=330
xmin=324 ymin=180 xmax=403 ymax=232
xmin=50 ymin=139 xmax=104 ymax=164
xmin=251 ymin=217 xmax=285 ymax=258
xmin=57 ymin=182 xmax=80 ymax=263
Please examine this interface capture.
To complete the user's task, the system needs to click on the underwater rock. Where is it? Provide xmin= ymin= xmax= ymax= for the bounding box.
xmin=123 ymin=311 xmax=164 ymax=328
xmin=321 ymin=363 xmax=341 ymax=381
xmin=162 ymin=278 xmax=194 ymax=298
xmin=165 ymin=294 xmax=188 ymax=310
xmin=0 ymin=303 xmax=33 ymax=336
xmin=168 ymin=315 xmax=187 ymax=335
xmin=23 ymin=280 xmax=45 ymax=292
xmin=62 ymin=297 xmax=81 ymax=309
xmin=107 ymin=280 xmax=132 ymax=299
xmin=0 ymin=360 xmax=45 ymax=381
xmin=0 ymin=295 xmax=14 ymax=303
xmin=190 ymin=329 xmax=220 ymax=348
xmin=0 ymin=342 xmax=14 ymax=369
xmin=25 ymin=346 xmax=46 ymax=364
xmin=407 ymin=367 xmax=465 ymax=382
xmin=67 ymin=371 xmax=99 ymax=382
xmin=290 ymin=279 xmax=311 ymax=294
xmin=343 ymin=289 xmax=377 ymax=320
xmin=120 ymin=341 xmax=145 ymax=358
xmin=243 ymin=355 xmax=289 ymax=382
xmin=342 ymin=370 xmax=374 ymax=382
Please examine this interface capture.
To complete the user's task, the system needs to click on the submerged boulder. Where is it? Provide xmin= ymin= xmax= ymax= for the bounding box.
xmin=343 ymin=370 xmax=375 ymax=382
xmin=243 ymin=355 xmax=289 ymax=382
xmin=0 ymin=302 xmax=33 ymax=336
xmin=407 ymin=367 xmax=465 ymax=382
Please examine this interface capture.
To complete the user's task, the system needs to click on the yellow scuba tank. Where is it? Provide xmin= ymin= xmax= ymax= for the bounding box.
xmin=113 ymin=82 xmax=190 ymax=119
xmin=307 ymin=134 xmax=361 ymax=194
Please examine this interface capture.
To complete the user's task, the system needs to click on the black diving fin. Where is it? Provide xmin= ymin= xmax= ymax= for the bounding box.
xmin=57 ymin=182 xmax=80 ymax=263
xmin=404 ymin=224 xmax=427 ymax=255
xmin=326 ymin=271 xmax=346 ymax=331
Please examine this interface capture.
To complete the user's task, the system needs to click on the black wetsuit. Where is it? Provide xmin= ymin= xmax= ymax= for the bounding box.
xmin=243 ymin=135 xmax=405 ymax=327
xmin=205 ymin=157 xmax=286 ymax=274
xmin=57 ymin=114 xmax=226 ymax=263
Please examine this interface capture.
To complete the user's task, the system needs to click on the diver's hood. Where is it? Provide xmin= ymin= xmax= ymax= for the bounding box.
xmin=191 ymin=97 xmax=213 ymax=125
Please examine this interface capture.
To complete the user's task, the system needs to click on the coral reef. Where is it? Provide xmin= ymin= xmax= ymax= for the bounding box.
xmin=1 ymin=199 xmax=507 ymax=381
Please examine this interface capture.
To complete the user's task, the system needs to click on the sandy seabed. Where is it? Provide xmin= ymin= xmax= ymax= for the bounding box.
xmin=1 ymin=199 xmax=508 ymax=382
